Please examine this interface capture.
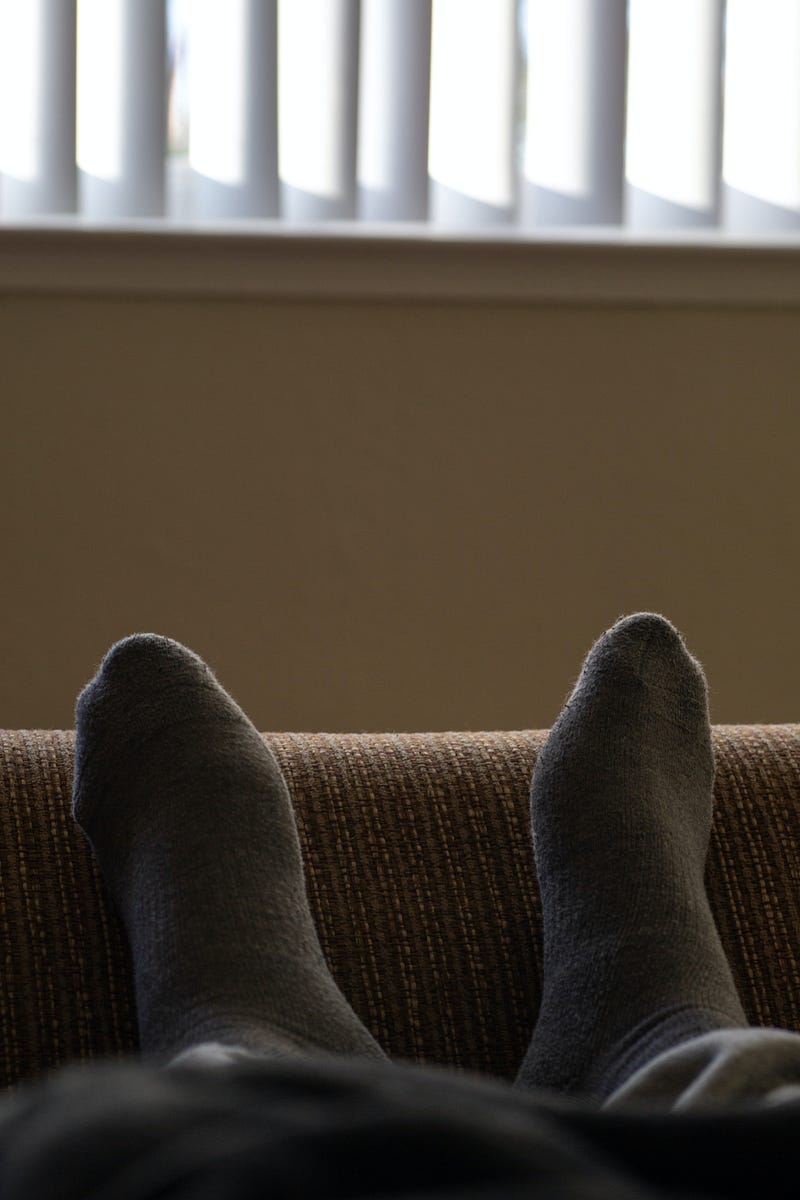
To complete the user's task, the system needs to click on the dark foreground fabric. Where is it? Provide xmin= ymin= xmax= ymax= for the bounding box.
xmin=0 ymin=1052 xmax=797 ymax=1199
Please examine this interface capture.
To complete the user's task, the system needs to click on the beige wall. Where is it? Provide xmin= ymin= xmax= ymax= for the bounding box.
xmin=1 ymin=293 xmax=798 ymax=730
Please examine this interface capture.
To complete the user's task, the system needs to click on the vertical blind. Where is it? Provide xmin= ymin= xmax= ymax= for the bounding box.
xmin=0 ymin=0 xmax=798 ymax=232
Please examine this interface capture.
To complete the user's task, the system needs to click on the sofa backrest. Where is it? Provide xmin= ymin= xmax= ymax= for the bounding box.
xmin=0 ymin=727 xmax=798 ymax=1092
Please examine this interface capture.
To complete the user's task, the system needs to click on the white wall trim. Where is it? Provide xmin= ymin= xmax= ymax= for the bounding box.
xmin=1 ymin=220 xmax=800 ymax=305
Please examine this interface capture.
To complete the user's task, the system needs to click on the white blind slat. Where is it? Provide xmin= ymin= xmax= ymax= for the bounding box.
xmin=626 ymin=0 xmax=723 ymax=229
xmin=0 ymin=0 xmax=77 ymax=216
xmin=524 ymin=0 xmax=627 ymax=228
xmin=279 ymin=0 xmax=359 ymax=221
xmin=357 ymin=0 xmax=431 ymax=222
xmin=188 ymin=0 xmax=278 ymax=219
xmin=429 ymin=0 xmax=517 ymax=228
xmin=723 ymin=0 xmax=800 ymax=230
xmin=77 ymin=0 xmax=166 ymax=219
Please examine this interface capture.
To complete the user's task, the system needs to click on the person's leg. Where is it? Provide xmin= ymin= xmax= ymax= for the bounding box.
xmin=72 ymin=633 xmax=386 ymax=1066
xmin=9 ymin=621 xmax=799 ymax=1200
xmin=515 ymin=612 xmax=748 ymax=1102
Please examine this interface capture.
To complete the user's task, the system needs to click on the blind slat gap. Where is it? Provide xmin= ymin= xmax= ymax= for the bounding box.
xmin=723 ymin=0 xmax=800 ymax=231
xmin=78 ymin=0 xmax=167 ymax=219
xmin=626 ymin=0 xmax=723 ymax=229
xmin=429 ymin=0 xmax=517 ymax=228
xmin=279 ymin=0 xmax=359 ymax=221
xmin=188 ymin=0 xmax=278 ymax=219
xmin=523 ymin=0 xmax=626 ymax=227
xmin=357 ymin=0 xmax=431 ymax=222
xmin=0 ymin=0 xmax=77 ymax=217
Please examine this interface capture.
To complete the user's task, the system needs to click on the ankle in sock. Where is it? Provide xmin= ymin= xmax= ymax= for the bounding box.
xmin=515 ymin=613 xmax=747 ymax=1101
xmin=72 ymin=634 xmax=386 ymax=1064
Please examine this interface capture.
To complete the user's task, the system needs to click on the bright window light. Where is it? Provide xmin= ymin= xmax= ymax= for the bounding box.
xmin=188 ymin=0 xmax=249 ymax=185
xmin=525 ymin=1 xmax=594 ymax=199
xmin=723 ymin=0 xmax=800 ymax=210
xmin=428 ymin=0 xmax=516 ymax=209
xmin=626 ymin=0 xmax=721 ymax=212
xmin=0 ymin=0 xmax=44 ymax=182
xmin=76 ymin=0 xmax=125 ymax=182
xmin=278 ymin=0 xmax=355 ymax=203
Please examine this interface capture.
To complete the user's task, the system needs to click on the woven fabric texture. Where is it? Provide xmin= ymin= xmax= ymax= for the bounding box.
xmin=0 ymin=727 xmax=798 ymax=1093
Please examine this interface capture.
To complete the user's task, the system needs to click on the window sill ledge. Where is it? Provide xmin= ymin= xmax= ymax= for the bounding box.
xmin=1 ymin=219 xmax=800 ymax=306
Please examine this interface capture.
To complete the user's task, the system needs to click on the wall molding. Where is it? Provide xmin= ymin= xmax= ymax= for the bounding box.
xmin=1 ymin=220 xmax=800 ymax=305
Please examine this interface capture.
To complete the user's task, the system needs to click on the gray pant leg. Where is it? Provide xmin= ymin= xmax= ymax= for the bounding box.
xmin=605 ymin=1028 xmax=800 ymax=1111
xmin=171 ymin=1028 xmax=800 ymax=1116
xmin=165 ymin=1035 xmax=315 ymax=1072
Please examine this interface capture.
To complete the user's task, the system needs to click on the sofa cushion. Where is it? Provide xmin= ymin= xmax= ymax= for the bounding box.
xmin=0 ymin=726 xmax=798 ymax=1092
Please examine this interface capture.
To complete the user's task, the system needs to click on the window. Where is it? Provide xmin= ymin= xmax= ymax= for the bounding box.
xmin=1 ymin=0 xmax=799 ymax=233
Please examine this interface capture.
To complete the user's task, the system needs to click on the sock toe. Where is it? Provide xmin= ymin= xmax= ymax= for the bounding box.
xmin=77 ymin=634 xmax=215 ymax=724
xmin=602 ymin=613 xmax=691 ymax=672
xmin=609 ymin=611 xmax=681 ymax=642
xmin=74 ymin=634 xmax=237 ymax=823
xmin=579 ymin=613 xmax=709 ymax=713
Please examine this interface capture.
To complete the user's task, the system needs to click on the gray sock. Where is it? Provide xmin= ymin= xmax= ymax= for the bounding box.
xmin=515 ymin=613 xmax=747 ymax=1101
xmin=72 ymin=634 xmax=386 ymax=1064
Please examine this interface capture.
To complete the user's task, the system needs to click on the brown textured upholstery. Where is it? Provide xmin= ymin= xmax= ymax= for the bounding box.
xmin=0 ymin=726 xmax=799 ymax=1094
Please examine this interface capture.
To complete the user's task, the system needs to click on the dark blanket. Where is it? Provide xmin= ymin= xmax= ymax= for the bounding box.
xmin=0 ymin=1052 xmax=795 ymax=1199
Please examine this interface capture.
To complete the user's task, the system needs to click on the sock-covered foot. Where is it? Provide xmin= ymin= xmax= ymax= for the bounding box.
xmin=515 ymin=613 xmax=746 ymax=1101
xmin=72 ymin=634 xmax=386 ymax=1064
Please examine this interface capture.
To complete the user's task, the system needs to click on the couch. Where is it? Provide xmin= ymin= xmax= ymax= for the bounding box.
xmin=0 ymin=725 xmax=798 ymax=1095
